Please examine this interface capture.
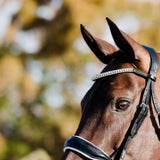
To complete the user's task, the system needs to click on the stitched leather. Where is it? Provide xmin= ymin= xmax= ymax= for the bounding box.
xmin=64 ymin=136 xmax=111 ymax=160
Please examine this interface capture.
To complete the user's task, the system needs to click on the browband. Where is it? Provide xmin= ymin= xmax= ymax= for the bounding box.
xmin=92 ymin=68 xmax=150 ymax=81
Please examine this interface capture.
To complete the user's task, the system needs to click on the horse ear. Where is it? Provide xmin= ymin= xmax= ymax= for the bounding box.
xmin=106 ymin=17 xmax=150 ymax=71
xmin=80 ymin=24 xmax=118 ymax=64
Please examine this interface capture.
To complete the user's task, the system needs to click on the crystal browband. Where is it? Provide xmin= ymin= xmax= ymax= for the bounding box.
xmin=92 ymin=68 xmax=151 ymax=81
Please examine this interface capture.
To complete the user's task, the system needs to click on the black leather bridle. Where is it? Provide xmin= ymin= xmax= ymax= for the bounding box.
xmin=63 ymin=45 xmax=160 ymax=160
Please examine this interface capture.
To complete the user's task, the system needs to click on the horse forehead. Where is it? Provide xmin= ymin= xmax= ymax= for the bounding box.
xmin=111 ymin=73 xmax=138 ymax=88
xmin=81 ymin=63 xmax=145 ymax=107
xmin=102 ymin=63 xmax=143 ymax=88
xmin=108 ymin=73 xmax=145 ymax=98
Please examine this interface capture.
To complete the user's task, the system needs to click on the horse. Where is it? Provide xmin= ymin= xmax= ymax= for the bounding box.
xmin=61 ymin=18 xmax=160 ymax=160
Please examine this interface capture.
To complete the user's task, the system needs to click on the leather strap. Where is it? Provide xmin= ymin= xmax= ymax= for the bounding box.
xmin=64 ymin=136 xmax=111 ymax=160
xmin=92 ymin=68 xmax=149 ymax=81
xmin=143 ymin=45 xmax=160 ymax=124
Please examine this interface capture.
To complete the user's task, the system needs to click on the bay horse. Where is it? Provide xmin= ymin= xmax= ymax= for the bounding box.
xmin=61 ymin=18 xmax=160 ymax=160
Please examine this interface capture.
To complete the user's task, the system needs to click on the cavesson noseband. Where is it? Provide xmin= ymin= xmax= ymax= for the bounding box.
xmin=64 ymin=45 xmax=160 ymax=160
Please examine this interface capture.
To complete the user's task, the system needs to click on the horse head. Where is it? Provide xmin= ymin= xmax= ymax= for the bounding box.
xmin=61 ymin=18 xmax=160 ymax=160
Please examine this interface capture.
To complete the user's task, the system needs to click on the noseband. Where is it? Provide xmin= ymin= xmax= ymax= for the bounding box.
xmin=64 ymin=45 xmax=160 ymax=160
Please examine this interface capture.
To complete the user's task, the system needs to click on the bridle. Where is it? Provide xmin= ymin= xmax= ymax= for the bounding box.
xmin=63 ymin=45 xmax=160 ymax=160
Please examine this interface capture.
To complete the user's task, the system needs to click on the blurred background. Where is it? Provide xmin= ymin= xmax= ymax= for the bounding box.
xmin=0 ymin=0 xmax=160 ymax=159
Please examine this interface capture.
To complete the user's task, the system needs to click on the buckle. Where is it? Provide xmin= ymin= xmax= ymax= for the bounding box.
xmin=148 ymin=74 xmax=156 ymax=81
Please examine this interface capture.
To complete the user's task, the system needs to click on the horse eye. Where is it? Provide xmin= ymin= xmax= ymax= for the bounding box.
xmin=116 ymin=100 xmax=130 ymax=111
